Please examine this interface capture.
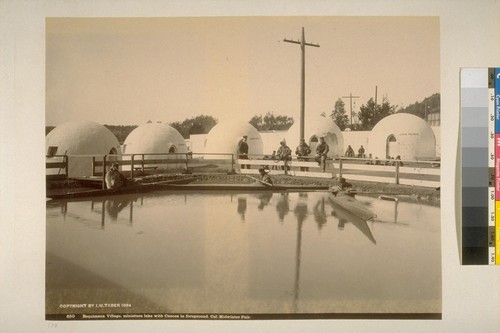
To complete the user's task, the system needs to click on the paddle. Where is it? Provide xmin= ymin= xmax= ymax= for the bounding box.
xmin=245 ymin=175 xmax=273 ymax=187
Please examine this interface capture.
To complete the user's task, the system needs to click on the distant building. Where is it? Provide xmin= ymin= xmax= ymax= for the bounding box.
xmin=45 ymin=120 xmax=121 ymax=177
xmin=426 ymin=109 xmax=440 ymax=127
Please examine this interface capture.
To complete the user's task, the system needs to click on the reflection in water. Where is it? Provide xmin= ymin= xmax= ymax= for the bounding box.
xmin=313 ymin=198 xmax=327 ymax=230
xmin=276 ymin=193 xmax=290 ymax=222
xmin=256 ymin=192 xmax=273 ymax=210
xmin=47 ymin=191 xmax=440 ymax=314
xmin=237 ymin=197 xmax=247 ymax=221
xmin=394 ymin=200 xmax=399 ymax=223
xmin=106 ymin=198 xmax=131 ymax=221
xmin=329 ymin=200 xmax=377 ymax=244
xmin=292 ymin=201 xmax=308 ymax=312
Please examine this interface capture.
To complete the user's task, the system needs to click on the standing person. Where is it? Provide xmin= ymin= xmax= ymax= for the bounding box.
xmin=276 ymin=140 xmax=292 ymax=171
xmin=295 ymin=138 xmax=312 ymax=171
xmin=105 ymin=163 xmax=128 ymax=189
xmin=357 ymin=145 xmax=365 ymax=158
xmin=345 ymin=145 xmax=355 ymax=158
xmin=237 ymin=135 xmax=250 ymax=169
xmin=315 ymin=137 xmax=330 ymax=172
xmin=270 ymin=150 xmax=279 ymax=170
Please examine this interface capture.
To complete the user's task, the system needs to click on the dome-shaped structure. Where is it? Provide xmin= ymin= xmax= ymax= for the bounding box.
xmin=205 ymin=121 xmax=263 ymax=157
xmin=368 ymin=113 xmax=436 ymax=160
xmin=285 ymin=113 xmax=344 ymax=157
xmin=45 ymin=120 xmax=121 ymax=177
xmin=123 ymin=122 xmax=187 ymax=155
xmin=122 ymin=123 xmax=188 ymax=170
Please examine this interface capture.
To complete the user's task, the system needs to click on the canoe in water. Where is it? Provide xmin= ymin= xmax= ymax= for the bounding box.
xmin=328 ymin=192 xmax=377 ymax=221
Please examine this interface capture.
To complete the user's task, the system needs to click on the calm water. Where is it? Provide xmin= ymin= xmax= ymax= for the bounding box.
xmin=46 ymin=191 xmax=441 ymax=315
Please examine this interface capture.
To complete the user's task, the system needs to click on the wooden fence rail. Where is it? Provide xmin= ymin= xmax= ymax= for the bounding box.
xmin=47 ymin=152 xmax=440 ymax=188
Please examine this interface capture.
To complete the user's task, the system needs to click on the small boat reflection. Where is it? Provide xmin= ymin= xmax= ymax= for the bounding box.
xmin=328 ymin=195 xmax=377 ymax=245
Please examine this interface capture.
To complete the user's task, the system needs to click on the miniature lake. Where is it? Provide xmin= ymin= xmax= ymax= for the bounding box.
xmin=46 ymin=190 xmax=441 ymax=318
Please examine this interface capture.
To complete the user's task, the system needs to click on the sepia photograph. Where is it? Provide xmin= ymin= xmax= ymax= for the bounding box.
xmin=44 ymin=16 xmax=441 ymax=320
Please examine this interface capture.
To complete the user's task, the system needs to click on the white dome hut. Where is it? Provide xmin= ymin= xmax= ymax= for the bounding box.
xmin=285 ymin=113 xmax=344 ymax=158
xmin=122 ymin=123 xmax=188 ymax=170
xmin=368 ymin=113 xmax=436 ymax=160
xmin=205 ymin=121 xmax=263 ymax=158
xmin=123 ymin=122 xmax=187 ymax=155
xmin=45 ymin=120 xmax=121 ymax=177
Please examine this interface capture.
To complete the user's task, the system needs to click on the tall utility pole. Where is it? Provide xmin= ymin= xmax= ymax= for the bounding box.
xmin=284 ymin=27 xmax=320 ymax=142
xmin=342 ymin=93 xmax=360 ymax=126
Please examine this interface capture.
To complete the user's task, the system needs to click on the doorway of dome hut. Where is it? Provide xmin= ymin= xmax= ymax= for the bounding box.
xmin=308 ymin=135 xmax=319 ymax=153
xmin=386 ymin=134 xmax=397 ymax=159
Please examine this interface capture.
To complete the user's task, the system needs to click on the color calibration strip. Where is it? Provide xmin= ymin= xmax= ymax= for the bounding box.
xmin=460 ymin=68 xmax=497 ymax=265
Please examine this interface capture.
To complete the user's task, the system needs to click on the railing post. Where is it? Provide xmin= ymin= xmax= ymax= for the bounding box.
xmin=92 ymin=156 xmax=96 ymax=177
xmin=141 ymin=154 xmax=145 ymax=173
xmin=185 ymin=153 xmax=189 ymax=174
xmin=231 ymin=154 xmax=235 ymax=174
xmin=131 ymin=155 xmax=135 ymax=179
xmin=395 ymin=161 xmax=400 ymax=184
xmin=65 ymin=155 xmax=69 ymax=179
xmin=102 ymin=155 xmax=107 ymax=189
xmin=338 ymin=158 xmax=343 ymax=178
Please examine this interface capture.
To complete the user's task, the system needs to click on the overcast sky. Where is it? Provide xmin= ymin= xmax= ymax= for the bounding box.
xmin=46 ymin=16 xmax=439 ymax=126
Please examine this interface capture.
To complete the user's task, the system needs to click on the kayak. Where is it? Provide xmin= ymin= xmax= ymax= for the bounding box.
xmin=46 ymin=177 xmax=198 ymax=200
xmin=47 ymin=181 xmax=330 ymax=200
xmin=328 ymin=192 xmax=377 ymax=221
xmin=328 ymin=196 xmax=377 ymax=244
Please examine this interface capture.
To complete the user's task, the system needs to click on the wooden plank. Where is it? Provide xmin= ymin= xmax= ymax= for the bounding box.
xmin=239 ymin=168 xmax=334 ymax=179
xmin=399 ymin=179 xmax=440 ymax=188
xmin=237 ymin=159 xmax=282 ymax=166
xmin=46 ymin=162 xmax=66 ymax=169
xmin=237 ymin=159 xmax=327 ymax=169
xmin=346 ymin=174 xmax=396 ymax=184
xmin=239 ymin=169 xmax=285 ymax=176
xmin=341 ymin=164 xmax=396 ymax=172
xmin=46 ymin=174 xmax=67 ymax=181
xmin=399 ymin=166 xmax=441 ymax=176
xmin=290 ymin=171 xmax=336 ymax=178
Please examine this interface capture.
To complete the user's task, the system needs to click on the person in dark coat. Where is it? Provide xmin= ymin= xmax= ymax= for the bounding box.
xmin=105 ymin=163 xmax=128 ymax=189
xmin=237 ymin=135 xmax=250 ymax=169
xmin=258 ymin=167 xmax=273 ymax=185
xmin=295 ymin=138 xmax=312 ymax=171
xmin=315 ymin=137 xmax=329 ymax=172
xmin=276 ymin=140 xmax=292 ymax=171
xmin=357 ymin=145 xmax=365 ymax=158
xmin=345 ymin=145 xmax=355 ymax=158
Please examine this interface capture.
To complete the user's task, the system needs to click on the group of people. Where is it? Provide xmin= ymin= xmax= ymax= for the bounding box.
xmin=276 ymin=137 xmax=330 ymax=172
xmin=344 ymin=145 xmax=365 ymax=158
xmin=238 ymin=135 xmax=332 ymax=185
